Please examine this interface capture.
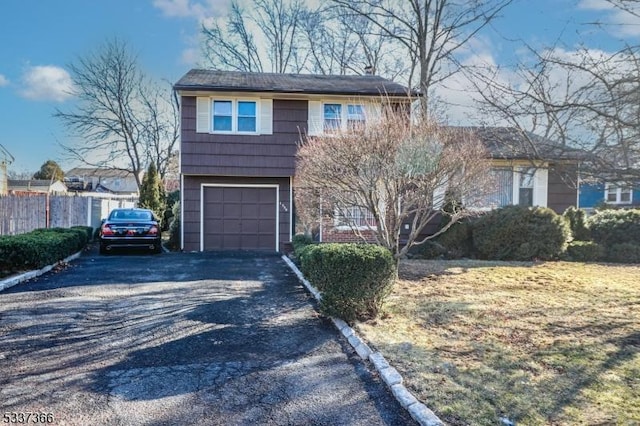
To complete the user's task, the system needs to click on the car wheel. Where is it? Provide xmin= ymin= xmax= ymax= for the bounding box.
xmin=99 ymin=244 xmax=108 ymax=255
xmin=152 ymin=243 xmax=162 ymax=254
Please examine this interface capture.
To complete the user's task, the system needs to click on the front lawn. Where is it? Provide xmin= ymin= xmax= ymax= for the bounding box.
xmin=355 ymin=260 xmax=640 ymax=425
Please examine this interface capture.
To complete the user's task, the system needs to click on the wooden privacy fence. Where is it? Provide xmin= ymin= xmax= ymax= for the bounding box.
xmin=0 ymin=193 xmax=137 ymax=236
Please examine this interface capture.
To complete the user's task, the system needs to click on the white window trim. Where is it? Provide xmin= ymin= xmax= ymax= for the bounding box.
xmin=333 ymin=205 xmax=378 ymax=231
xmin=211 ymin=98 xmax=260 ymax=135
xmin=469 ymin=166 xmax=548 ymax=211
xmin=322 ymin=102 xmax=366 ymax=132
xmin=605 ymin=183 xmax=633 ymax=204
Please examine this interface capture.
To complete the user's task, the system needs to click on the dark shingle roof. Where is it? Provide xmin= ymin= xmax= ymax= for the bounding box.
xmin=174 ymin=69 xmax=413 ymax=97
xmin=461 ymin=127 xmax=588 ymax=161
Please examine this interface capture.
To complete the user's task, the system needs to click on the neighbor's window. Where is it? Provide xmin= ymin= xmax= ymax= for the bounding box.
xmin=324 ymin=104 xmax=342 ymax=131
xmin=475 ymin=167 xmax=513 ymax=208
xmin=518 ymin=168 xmax=535 ymax=207
xmin=212 ymin=99 xmax=257 ymax=133
xmin=605 ymin=183 xmax=633 ymax=204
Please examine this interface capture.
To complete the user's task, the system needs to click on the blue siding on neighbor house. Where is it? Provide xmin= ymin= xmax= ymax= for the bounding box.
xmin=579 ymin=182 xmax=640 ymax=208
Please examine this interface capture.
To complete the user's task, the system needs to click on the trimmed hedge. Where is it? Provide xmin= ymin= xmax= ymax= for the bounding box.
xmin=292 ymin=233 xmax=313 ymax=254
xmin=299 ymin=243 xmax=396 ymax=322
xmin=0 ymin=227 xmax=92 ymax=277
xmin=563 ymin=206 xmax=591 ymax=241
xmin=564 ymin=241 xmax=604 ymax=262
xmin=606 ymin=243 xmax=640 ymax=264
xmin=472 ymin=205 xmax=571 ymax=261
xmin=588 ymin=209 xmax=640 ymax=248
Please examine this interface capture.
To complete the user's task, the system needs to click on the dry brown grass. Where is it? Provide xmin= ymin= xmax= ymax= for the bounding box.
xmin=356 ymin=260 xmax=640 ymax=425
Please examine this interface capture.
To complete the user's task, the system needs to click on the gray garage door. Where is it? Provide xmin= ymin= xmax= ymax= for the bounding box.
xmin=203 ymin=186 xmax=277 ymax=251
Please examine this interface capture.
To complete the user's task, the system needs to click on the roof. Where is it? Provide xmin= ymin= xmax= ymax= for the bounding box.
xmin=174 ymin=69 xmax=414 ymax=97
xmin=8 ymin=179 xmax=67 ymax=193
xmin=66 ymin=168 xmax=136 ymax=179
xmin=461 ymin=127 xmax=588 ymax=161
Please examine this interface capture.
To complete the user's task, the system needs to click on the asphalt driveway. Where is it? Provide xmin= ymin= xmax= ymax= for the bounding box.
xmin=0 ymin=248 xmax=415 ymax=425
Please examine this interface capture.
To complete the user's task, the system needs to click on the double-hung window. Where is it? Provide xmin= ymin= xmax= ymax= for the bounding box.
xmin=518 ymin=167 xmax=535 ymax=207
xmin=335 ymin=206 xmax=377 ymax=229
xmin=347 ymin=104 xmax=366 ymax=129
xmin=605 ymin=183 xmax=632 ymax=204
xmin=324 ymin=104 xmax=342 ymax=131
xmin=212 ymin=99 xmax=257 ymax=133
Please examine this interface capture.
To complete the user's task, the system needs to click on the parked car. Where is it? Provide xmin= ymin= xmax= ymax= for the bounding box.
xmin=99 ymin=208 xmax=162 ymax=254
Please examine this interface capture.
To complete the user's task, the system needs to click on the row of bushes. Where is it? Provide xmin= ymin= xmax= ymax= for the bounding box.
xmin=293 ymin=235 xmax=396 ymax=323
xmin=413 ymin=206 xmax=640 ymax=263
xmin=0 ymin=226 xmax=93 ymax=277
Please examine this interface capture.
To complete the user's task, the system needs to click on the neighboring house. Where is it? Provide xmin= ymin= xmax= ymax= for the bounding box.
xmin=321 ymin=126 xmax=584 ymax=243
xmin=579 ymin=179 xmax=640 ymax=210
xmin=66 ymin=168 xmax=139 ymax=195
xmin=174 ymin=69 xmax=412 ymax=251
xmin=174 ymin=69 xmax=583 ymax=251
xmin=7 ymin=179 xmax=68 ymax=194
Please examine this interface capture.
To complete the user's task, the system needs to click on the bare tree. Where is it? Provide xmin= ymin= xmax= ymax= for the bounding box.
xmin=330 ymin=0 xmax=513 ymax=115
xmin=202 ymin=0 xmax=307 ymax=73
xmin=296 ymin=105 xmax=492 ymax=263
xmin=55 ymin=40 xmax=179 ymax=190
xmin=470 ymin=42 xmax=640 ymax=181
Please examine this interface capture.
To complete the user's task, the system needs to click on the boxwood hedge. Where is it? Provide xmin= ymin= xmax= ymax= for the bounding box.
xmin=0 ymin=226 xmax=93 ymax=278
xmin=299 ymin=243 xmax=396 ymax=323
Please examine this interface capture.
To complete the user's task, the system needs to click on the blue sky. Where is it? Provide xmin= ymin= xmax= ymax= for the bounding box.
xmin=0 ymin=0 xmax=637 ymax=175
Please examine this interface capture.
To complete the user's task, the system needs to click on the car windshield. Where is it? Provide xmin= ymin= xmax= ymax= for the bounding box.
xmin=109 ymin=210 xmax=153 ymax=221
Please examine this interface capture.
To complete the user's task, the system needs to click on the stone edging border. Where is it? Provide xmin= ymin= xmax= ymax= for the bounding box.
xmin=281 ymin=255 xmax=444 ymax=426
xmin=0 ymin=251 xmax=84 ymax=292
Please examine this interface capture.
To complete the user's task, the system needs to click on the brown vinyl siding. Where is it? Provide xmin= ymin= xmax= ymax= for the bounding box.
xmin=182 ymin=176 xmax=291 ymax=252
xmin=547 ymin=164 xmax=578 ymax=214
xmin=180 ymin=97 xmax=304 ymax=177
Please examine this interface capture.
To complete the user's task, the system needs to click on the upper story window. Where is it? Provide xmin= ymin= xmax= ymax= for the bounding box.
xmin=212 ymin=99 xmax=257 ymax=133
xmin=605 ymin=183 xmax=632 ymax=204
xmin=324 ymin=104 xmax=342 ymax=131
xmin=347 ymin=104 xmax=366 ymax=129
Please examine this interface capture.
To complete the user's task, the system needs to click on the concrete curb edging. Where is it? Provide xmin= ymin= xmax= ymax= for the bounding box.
xmin=0 ymin=251 xmax=84 ymax=292
xmin=281 ymin=255 xmax=444 ymax=426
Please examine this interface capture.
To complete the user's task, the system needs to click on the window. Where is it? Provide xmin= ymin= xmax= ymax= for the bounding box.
xmin=475 ymin=168 xmax=513 ymax=208
xmin=518 ymin=168 xmax=535 ymax=207
xmin=211 ymin=99 xmax=257 ymax=133
xmin=335 ymin=206 xmax=377 ymax=229
xmin=347 ymin=104 xmax=366 ymax=129
xmin=324 ymin=104 xmax=342 ymax=131
xmin=605 ymin=183 xmax=633 ymax=204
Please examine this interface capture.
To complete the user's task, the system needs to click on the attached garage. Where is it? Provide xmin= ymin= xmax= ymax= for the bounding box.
xmin=201 ymin=184 xmax=279 ymax=251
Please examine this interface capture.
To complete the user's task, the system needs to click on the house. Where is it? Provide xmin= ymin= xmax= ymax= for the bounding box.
xmin=7 ymin=179 xmax=67 ymax=194
xmin=65 ymin=167 xmax=139 ymax=195
xmin=174 ymin=69 xmax=583 ymax=251
xmin=174 ymin=69 xmax=412 ymax=251
xmin=578 ymin=176 xmax=640 ymax=210
xmin=320 ymin=126 xmax=584 ymax=243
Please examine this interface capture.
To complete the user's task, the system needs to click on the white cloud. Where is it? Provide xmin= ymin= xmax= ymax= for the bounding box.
xmin=20 ymin=65 xmax=74 ymax=102
xmin=153 ymin=0 xmax=227 ymax=21
xmin=578 ymin=0 xmax=640 ymax=37
xmin=0 ymin=74 xmax=8 ymax=87
xmin=180 ymin=47 xmax=200 ymax=65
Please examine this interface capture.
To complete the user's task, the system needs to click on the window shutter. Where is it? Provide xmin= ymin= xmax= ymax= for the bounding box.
xmin=308 ymin=101 xmax=322 ymax=136
xmin=433 ymin=179 xmax=447 ymax=209
xmin=534 ymin=167 xmax=548 ymax=207
xmin=196 ymin=97 xmax=210 ymax=133
xmin=259 ymin=99 xmax=273 ymax=135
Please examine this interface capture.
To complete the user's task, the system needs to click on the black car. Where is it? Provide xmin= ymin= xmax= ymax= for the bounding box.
xmin=99 ymin=208 xmax=162 ymax=254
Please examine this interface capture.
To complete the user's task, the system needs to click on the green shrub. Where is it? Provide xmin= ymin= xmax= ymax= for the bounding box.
xmin=167 ymin=201 xmax=181 ymax=250
xmin=0 ymin=227 xmax=91 ymax=277
xmin=472 ymin=206 xmax=571 ymax=261
xmin=563 ymin=206 xmax=591 ymax=241
xmin=606 ymin=243 xmax=640 ymax=263
xmin=564 ymin=241 xmax=604 ymax=262
xmin=300 ymin=243 xmax=396 ymax=323
xmin=588 ymin=209 xmax=640 ymax=248
xmin=436 ymin=219 xmax=474 ymax=258
xmin=71 ymin=225 xmax=94 ymax=243
xmin=292 ymin=233 xmax=313 ymax=255
xmin=406 ymin=240 xmax=447 ymax=259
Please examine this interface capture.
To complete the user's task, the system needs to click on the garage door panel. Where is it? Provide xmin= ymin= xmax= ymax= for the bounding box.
xmin=203 ymin=186 xmax=278 ymax=251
